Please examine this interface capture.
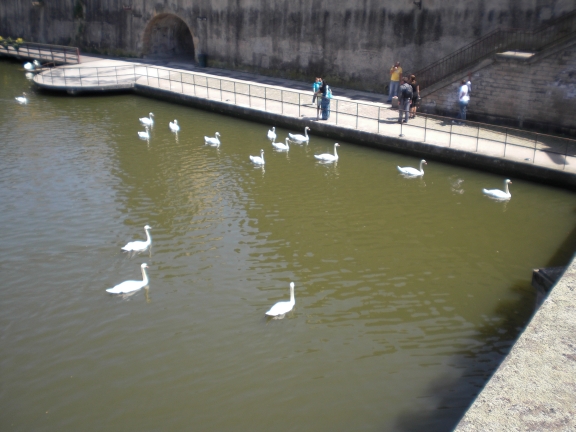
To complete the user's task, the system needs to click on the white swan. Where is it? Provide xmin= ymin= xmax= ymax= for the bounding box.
xmin=139 ymin=113 xmax=154 ymax=126
xmin=169 ymin=119 xmax=180 ymax=132
xmin=314 ymin=143 xmax=340 ymax=162
xmin=24 ymin=62 xmax=34 ymax=71
xmin=15 ymin=92 xmax=27 ymax=104
xmin=106 ymin=263 xmax=150 ymax=294
xmin=121 ymin=225 xmax=152 ymax=252
xmin=483 ymin=179 xmax=512 ymax=200
xmin=137 ymin=127 xmax=150 ymax=140
xmin=397 ymin=159 xmax=427 ymax=177
xmin=250 ymin=149 xmax=265 ymax=165
xmin=267 ymin=127 xmax=277 ymax=141
xmin=265 ymin=282 xmax=295 ymax=318
xmin=288 ymin=126 xmax=310 ymax=143
xmin=205 ymin=132 xmax=221 ymax=146
xmin=272 ymin=138 xmax=290 ymax=151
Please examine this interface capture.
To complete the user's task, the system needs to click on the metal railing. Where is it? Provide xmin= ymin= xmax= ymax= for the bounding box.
xmin=415 ymin=10 xmax=576 ymax=90
xmin=34 ymin=64 xmax=576 ymax=172
xmin=0 ymin=42 xmax=80 ymax=64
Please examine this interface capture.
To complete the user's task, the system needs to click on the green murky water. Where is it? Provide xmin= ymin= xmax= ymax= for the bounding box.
xmin=1 ymin=60 xmax=576 ymax=431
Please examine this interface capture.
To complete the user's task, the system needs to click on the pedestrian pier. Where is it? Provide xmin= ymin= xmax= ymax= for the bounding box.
xmin=27 ymin=55 xmax=576 ymax=189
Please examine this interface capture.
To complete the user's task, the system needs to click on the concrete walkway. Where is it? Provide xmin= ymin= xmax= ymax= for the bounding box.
xmin=31 ymin=55 xmax=576 ymax=182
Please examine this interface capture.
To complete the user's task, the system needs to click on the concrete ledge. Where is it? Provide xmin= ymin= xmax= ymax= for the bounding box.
xmin=454 ymin=256 xmax=576 ymax=431
xmin=134 ymin=83 xmax=576 ymax=190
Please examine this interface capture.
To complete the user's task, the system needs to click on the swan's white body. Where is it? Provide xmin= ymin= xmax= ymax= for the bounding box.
xmin=121 ymin=225 xmax=152 ymax=252
xmin=272 ymin=138 xmax=290 ymax=151
xmin=314 ymin=143 xmax=340 ymax=161
xmin=205 ymin=132 xmax=221 ymax=146
xmin=15 ymin=92 xmax=27 ymax=104
xmin=265 ymin=282 xmax=295 ymax=317
xmin=288 ymin=126 xmax=310 ymax=143
xmin=267 ymin=127 xmax=277 ymax=141
xmin=24 ymin=62 xmax=34 ymax=71
xmin=483 ymin=179 xmax=512 ymax=200
xmin=397 ymin=159 xmax=427 ymax=177
xmin=106 ymin=263 xmax=149 ymax=294
xmin=169 ymin=120 xmax=180 ymax=132
xmin=138 ymin=128 xmax=150 ymax=139
xmin=250 ymin=149 xmax=265 ymax=165
xmin=139 ymin=113 xmax=154 ymax=126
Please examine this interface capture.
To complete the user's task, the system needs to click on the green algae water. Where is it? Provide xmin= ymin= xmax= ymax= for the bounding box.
xmin=2 ymin=60 xmax=576 ymax=432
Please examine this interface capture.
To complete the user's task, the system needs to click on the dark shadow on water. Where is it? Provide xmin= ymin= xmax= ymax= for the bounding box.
xmin=392 ymin=280 xmax=537 ymax=432
xmin=392 ymin=221 xmax=576 ymax=431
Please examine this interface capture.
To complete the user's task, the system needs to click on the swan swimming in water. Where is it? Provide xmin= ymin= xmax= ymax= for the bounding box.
xmin=265 ymin=282 xmax=295 ymax=318
xmin=250 ymin=149 xmax=265 ymax=165
xmin=288 ymin=126 xmax=310 ymax=143
xmin=482 ymin=179 xmax=512 ymax=200
xmin=204 ymin=132 xmax=221 ymax=146
xmin=139 ymin=113 xmax=154 ymax=126
xmin=137 ymin=127 xmax=150 ymax=140
xmin=314 ymin=143 xmax=340 ymax=162
xmin=272 ymin=138 xmax=290 ymax=151
xmin=106 ymin=263 xmax=150 ymax=294
xmin=267 ymin=127 xmax=277 ymax=141
xmin=169 ymin=119 xmax=180 ymax=132
xmin=121 ymin=225 xmax=152 ymax=252
xmin=397 ymin=159 xmax=427 ymax=177
xmin=15 ymin=92 xmax=27 ymax=104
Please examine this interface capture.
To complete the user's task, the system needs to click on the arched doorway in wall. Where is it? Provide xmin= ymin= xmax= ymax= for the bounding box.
xmin=143 ymin=14 xmax=195 ymax=59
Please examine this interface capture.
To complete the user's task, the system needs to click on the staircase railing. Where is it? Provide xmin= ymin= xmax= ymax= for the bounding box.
xmin=415 ymin=10 xmax=576 ymax=90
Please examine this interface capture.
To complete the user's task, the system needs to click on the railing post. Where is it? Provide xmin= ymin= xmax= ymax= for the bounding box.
xmin=476 ymin=123 xmax=480 ymax=152
xmin=503 ymin=128 xmax=508 ymax=157
xmin=424 ymin=115 xmax=427 ymax=142
xmin=220 ymin=79 xmax=222 ymax=101
xmin=378 ymin=106 xmax=381 ymax=134
xmin=233 ymin=82 xmax=236 ymax=104
xmin=335 ymin=99 xmax=338 ymax=125
xmin=449 ymin=122 xmax=453 ymax=147
xmin=298 ymin=93 xmax=301 ymax=118
xmin=281 ymin=90 xmax=283 ymax=114
xmin=264 ymin=87 xmax=267 ymax=111
xmin=356 ymin=103 xmax=359 ymax=129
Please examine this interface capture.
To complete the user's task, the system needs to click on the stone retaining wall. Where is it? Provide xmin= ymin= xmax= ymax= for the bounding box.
xmin=420 ymin=39 xmax=576 ymax=135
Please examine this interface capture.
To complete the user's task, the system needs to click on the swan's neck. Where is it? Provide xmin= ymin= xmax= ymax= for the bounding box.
xmin=334 ymin=145 xmax=338 ymax=157
xmin=419 ymin=161 xmax=425 ymax=172
xmin=141 ymin=267 xmax=149 ymax=285
xmin=145 ymin=229 xmax=151 ymax=244
xmin=304 ymin=129 xmax=308 ymax=138
xmin=290 ymin=286 xmax=295 ymax=303
xmin=504 ymin=182 xmax=510 ymax=194
xmin=261 ymin=151 xmax=265 ymax=162
xmin=285 ymin=139 xmax=290 ymax=147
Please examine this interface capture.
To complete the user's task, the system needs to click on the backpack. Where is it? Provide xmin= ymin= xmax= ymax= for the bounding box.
xmin=401 ymin=83 xmax=413 ymax=100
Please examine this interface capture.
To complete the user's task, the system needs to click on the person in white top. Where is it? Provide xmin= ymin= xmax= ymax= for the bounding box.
xmin=456 ymin=79 xmax=471 ymax=124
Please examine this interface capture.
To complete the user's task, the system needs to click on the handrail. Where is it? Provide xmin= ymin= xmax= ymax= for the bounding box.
xmin=33 ymin=64 xmax=576 ymax=172
xmin=415 ymin=10 xmax=576 ymax=90
xmin=0 ymin=42 xmax=80 ymax=64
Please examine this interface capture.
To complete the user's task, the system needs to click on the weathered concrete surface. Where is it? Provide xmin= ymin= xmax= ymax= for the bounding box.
xmin=1 ymin=0 xmax=574 ymax=92
xmin=454 ymin=254 xmax=576 ymax=432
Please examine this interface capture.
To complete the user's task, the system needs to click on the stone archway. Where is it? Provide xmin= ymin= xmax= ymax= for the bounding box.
xmin=143 ymin=14 xmax=195 ymax=59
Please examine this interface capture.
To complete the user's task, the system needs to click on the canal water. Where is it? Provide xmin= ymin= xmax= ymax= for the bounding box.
xmin=2 ymin=60 xmax=576 ymax=431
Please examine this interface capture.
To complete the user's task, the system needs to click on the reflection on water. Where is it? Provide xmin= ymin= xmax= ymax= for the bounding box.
xmin=2 ymin=60 xmax=576 ymax=432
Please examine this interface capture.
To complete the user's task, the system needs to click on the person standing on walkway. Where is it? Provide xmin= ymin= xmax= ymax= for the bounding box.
xmin=398 ymin=77 xmax=412 ymax=124
xmin=455 ymin=79 xmax=470 ymax=124
xmin=409 ymin=75 xmax=420 ymax=119
xmin=320 ymin=81 xmax=332 ymax=120
xmin=312 ymin=77 xmax=321 ymax=104
xmin=387 ymin=61 xmax=402 ymax=103
xmin=316 ymin=77 xmax=323 ymax=119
